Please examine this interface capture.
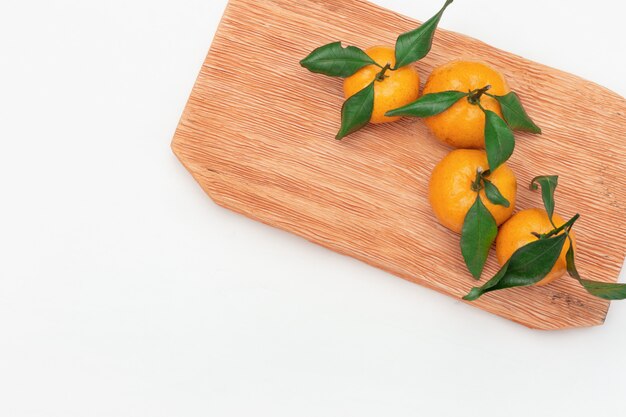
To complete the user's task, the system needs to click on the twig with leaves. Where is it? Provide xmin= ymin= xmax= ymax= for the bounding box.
xmin=300 ymin=0 xmax=454 ymax=139
xmin=464 ymin=176 xmax=626 ymax=301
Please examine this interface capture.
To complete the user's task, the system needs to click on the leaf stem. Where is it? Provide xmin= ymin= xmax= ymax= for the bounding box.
xmin=375 ymin=63 xmax=392 ymax=81
xmin=534 ymin=213 xmax=580 ymax=239
xmin=468 ymin=85 xmax=491 ymax=105
xmin=471 ymin=169 xmax=484 ymax=192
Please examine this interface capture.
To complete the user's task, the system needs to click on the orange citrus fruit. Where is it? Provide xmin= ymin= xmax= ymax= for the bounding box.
xmin=496 ymin=208 xmax=575 ymax=286
xmin=343 ymin=46 xmax=420 ymax=124
xmin=423 ymin=60 xmax=509 ymax=148
xmin=429 ymin=149 xmax=516 ymax=233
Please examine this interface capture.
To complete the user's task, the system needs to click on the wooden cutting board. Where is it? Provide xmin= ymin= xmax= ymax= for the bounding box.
xmin=171 ymin=0 xmax=626 ymax=329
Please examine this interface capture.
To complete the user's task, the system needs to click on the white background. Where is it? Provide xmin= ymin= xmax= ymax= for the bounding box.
xmin=1 ymin=0 xmax=625 ymax=416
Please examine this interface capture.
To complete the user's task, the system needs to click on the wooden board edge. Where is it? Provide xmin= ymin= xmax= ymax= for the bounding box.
xmin=171 ymin=137 xmax=612 ymax=330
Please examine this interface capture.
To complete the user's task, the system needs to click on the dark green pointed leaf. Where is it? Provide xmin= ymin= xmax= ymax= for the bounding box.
xmin=385 ymin=91 xmax=467 ymax=118
xmin=393 ymin=0 xmax=454 ymax=68
xmin=483 ymin=179 xmax=510 ymax=208
xmin=565 ymin=240 xmax=581 ymax=281
xmin=565 ymin=244 xmax=580 ymax=280
xmin=336 ymin=82 xmax=375 ymax=140
xmin=530 ymin=176 xmax=558 ymax=221
xmin=464 ymin=233 xmax=568 ymax=301
xmin=493 ymin=92 xmax=541 ymax=133
xmin=566 ymin=245 xmax=626 ymax=300
xmin=579 ymin=280 xmax=626 ymax=300
xmin=484 ymin=109 xmax=515 ymax=172
xmin=460 ymin=195 xmax=498 ymax=279
xmin=464 ymin=262 xmax=510 ymax=301
xmin=300 ymin=42 xmax=377 ymax=77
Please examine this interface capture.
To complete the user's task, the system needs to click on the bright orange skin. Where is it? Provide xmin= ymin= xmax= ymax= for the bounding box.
xmin=343 ymin=46 xmax=420 ymax=124
xmin=429 ymin=149 xmax=517 ymax=234
xmin=423 ymin=61 xmax=510 ymax=148
xmin=496 ymin=208 xmax=576 ymax=286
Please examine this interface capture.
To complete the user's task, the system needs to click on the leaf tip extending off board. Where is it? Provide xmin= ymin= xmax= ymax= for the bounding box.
xmin=566 ymin=244 xmax=626 ymax=301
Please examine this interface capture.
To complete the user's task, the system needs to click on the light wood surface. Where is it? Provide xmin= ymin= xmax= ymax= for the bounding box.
xmin=171 ymin=0 xmax=626 ymax=329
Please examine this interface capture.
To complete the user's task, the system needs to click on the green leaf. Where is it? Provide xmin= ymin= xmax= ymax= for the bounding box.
xmin=579 ymin=280 xmax=626 ymax=300
xmin=385 ymin=91 xmax=467 ymax=118
xmin=464 ymin=262 xmax=510 ymax=301
xmin=530 ymin=176 xmax=558 ymax=221
xmin=460 ymin=195 xmax=498 ymax=279
xmin=492 ymin=92 xmax=541 ymax=134
xmin=336 ymin=82 xmax=375 ymax=140
xmin=565 ymin=244 xmax=580 ymax=280
xmin=393 ymin=0 xmax=454 ymax=68
xmin=566 ymin=245 xmax=626 ymax=300
xmin=540 ymin=213 xmax=579 ymax=240
xmin=464 ymin=233 xmax=568 ymax=301
xmin=300 ymin=42 xmax=378 ymax=78
xmin=483 ymin=179 xmax=510 ymax=208
xmin=484 ymin=109 xmax=515 ymax=172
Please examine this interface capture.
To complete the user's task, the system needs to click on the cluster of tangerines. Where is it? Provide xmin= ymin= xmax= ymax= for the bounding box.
xmin=301 ymin=0 xmax=626 ymax=301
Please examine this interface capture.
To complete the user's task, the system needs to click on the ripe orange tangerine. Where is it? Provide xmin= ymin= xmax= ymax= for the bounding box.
xmin=429 ymin=149 xmax=517 ymax=233
xmin=496 ymin=208 xmax=576 ymax=286
xmin=343 ymin=46 xmax=420 ymax=124
xmin=422 ymin=60 xmax=509 ymax=148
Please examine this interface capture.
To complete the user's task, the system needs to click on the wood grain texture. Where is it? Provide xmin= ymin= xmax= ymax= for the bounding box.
xmin=171 ymin=0 xmax=626 ymax=329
